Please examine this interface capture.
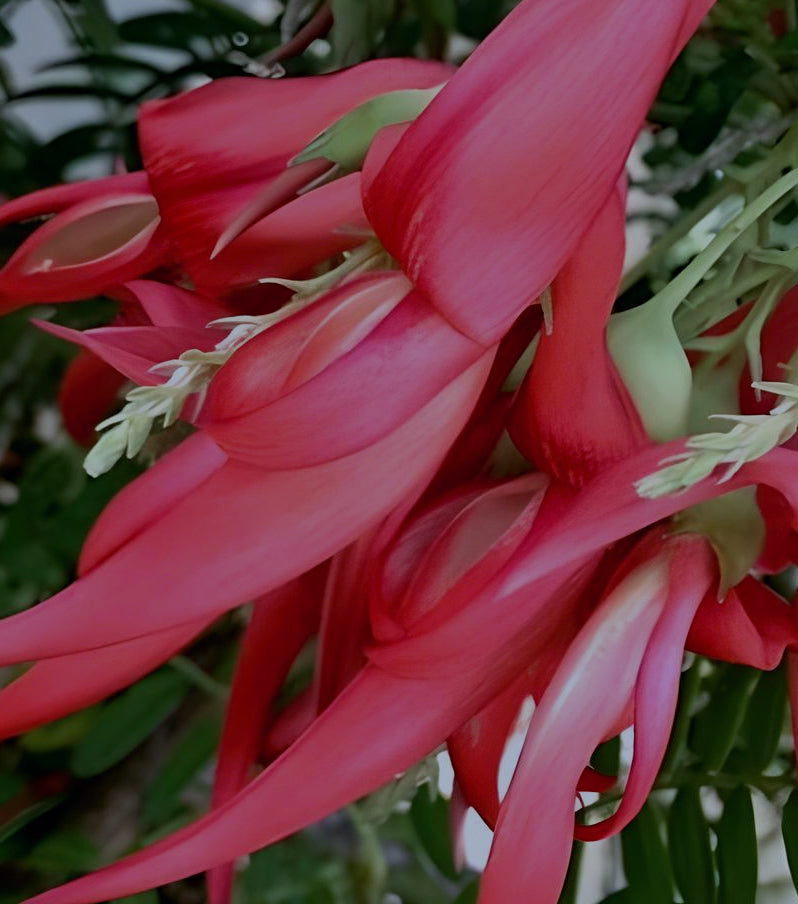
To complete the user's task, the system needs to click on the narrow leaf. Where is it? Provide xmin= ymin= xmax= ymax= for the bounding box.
xmin=737 ymin=664 xmax=786 ymax=772
xmin=690 ymin=665 xmax=759 ymax=771
xmin=621 ymin=803 xmax=673 ymax=904
xmin=716 ymin=786 xmax=757 ymax=904
xmin=410 ymin=784 xmax=458 ymax=879
xmin=667 ymin=787 xmax=716 ymax=904
xmin=70 ymin=668 xmax=190 ymax=777
xmin=781 ymin=789 xmax=798 ymax=891
xmin=142 ymin=712 xmax=221 ymax=827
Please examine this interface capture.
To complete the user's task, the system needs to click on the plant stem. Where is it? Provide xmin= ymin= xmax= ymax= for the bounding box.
xmin=620 ymin=180 xmax=738 ymax=295
xmin=168 ymin=655 xmax=229 ymax=700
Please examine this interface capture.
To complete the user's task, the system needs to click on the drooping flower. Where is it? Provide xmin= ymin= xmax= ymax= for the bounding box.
xmin=0 ymin=1 xmax=731 ymax=902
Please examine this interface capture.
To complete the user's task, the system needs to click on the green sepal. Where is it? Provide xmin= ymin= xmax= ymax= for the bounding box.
xmin=292 ymin=86 xmax=443 ymax=172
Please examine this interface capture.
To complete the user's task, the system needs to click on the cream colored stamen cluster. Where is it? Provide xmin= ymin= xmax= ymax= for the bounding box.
xmin=636 ymin=380 xmax=798 ymax=498
xmin=84 ymin=242 xmax=386 ymax=478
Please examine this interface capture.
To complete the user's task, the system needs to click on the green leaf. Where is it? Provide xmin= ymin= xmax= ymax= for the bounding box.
xmin=667 ymin=788 xmax=716 ymax=904
xmin=596 ymin=892 xmax=635 ymax=904
xmin=690 ymin=665 xmax=759 ymax=771
xmin=67 ymin=0 xmax=119 ymax=52
xmin=452 ymin=880 xmax=479 ymax=904
xmin=26 ymin=830 xmax=100 ymax=875
xmin=716 ymin=786 xmax=757 ymax=904
xmin=9 ymin=84 xmax=135 ymax=103
xmin=115 ymin=893 xmax=159 ymax=904
xmin=591 ymin=736 xmax=621 ymax=777
xmin=412 ymin=0 xmax=456 ymax=30
xmin=677 ymin=49 xmax=760 ymax=154
xmin=781 ymin=789 xmax=798 ymax=891
xmin=0 ymin=19 xmax=13 ymax=48
xmin=142 ymin=712 xmax=221 ymax=827
xmin=20 ymin=707 xmax=99 ymax=753
xmin=40 ymin=52 xmax=164 ymax=77
xmin=185 ymin=0 xmax=265 ymax=31
xmin=455 ymin=0 xmax=517 ymax=39
xmin=410 ymin=784 xmax=458 ymax=879
xmin=70 ymin=668 xmax=191 ymax=777
xmin=329 ymin=0 xmax=397 ymax=65
xmin=559 ymin=841 xmax=584 ymax=904
xmin=0 ymin=773 xmax=24 ymax=806
xmin=621 ymin=803 xmax=673 ymax=904
xmin=0 ymin=795 xmax=65 ymax=846
xmin=118 ymin=12 xmax=223 ymax=50
xmin=736 ymin=664 xmax=786 ymax=772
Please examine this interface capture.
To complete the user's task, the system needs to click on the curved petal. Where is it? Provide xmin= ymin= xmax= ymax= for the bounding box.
xmin=139 ymin=60 xmax=451 ymax=284
xmin=0 ymin=620 xmax=209 ymax=741
xmin=18 ymin=663 xmax=496 ymax=904
xmin=687 ymin=576 xmax=798 ymax=669
xmin=510 ymin=182 xmax=648 ymax=486
xmin=117 ymin=280 xmax=231 ymax=329
xmin=0 ymin=194 xmax=168 ymax=308
xmin=314 ymin=537 xmax=374 ymax=713
xmin=0 ymin=172 xmax=149 ymax=229
xmin=447 ymin=670 xmax=532 ymax=830
xmin=78 ymin=432 xmax=228 ymax=574
xmin=478 ymin=534 xmax=693 ymax=903
xmin=368 ymin=441 xmax=792 ymax=680
xmin=198 ymin=173 xmax=369 ymax=295
xmin=0 ymin=354 xmax=493 ymax=663
xmin=576 ymin=536 xmax=716 ymax=841
xmin=207 ymin=573 xmax=323 ymax=904
xmin=203 ymin=284 xmax=486 ymax=470
xmin=365 ymin=0 xmax=713 ymax=343
xmin=36 ymin=320 xmax=224 ymax=386
xmin=57 ymin=350 xmax=127 ymax=446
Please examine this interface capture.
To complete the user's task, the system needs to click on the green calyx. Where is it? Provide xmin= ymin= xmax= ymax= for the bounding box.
xmin=607 ymin=300 xmax=693 ymax=443
xmin=671 ymin=487 xmax=765 ymax=598
xmin=292 ymin=85 xmax=444 ymax=173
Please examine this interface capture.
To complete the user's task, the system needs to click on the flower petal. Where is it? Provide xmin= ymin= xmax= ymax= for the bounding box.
xmin=117 ymin=280 xmax=231 ymax=329
xmin=687 ymin=576 xmax=798 ymax=669
xmin=19 ymin=662 xmax=505 ymax=904
xmin=139 ymin=60 xmax=451 ymax=285
xmin=576 ymin=536 xmax=716 ymax=841
xmin=0 ymin=354 xmax=492 ymax=662
xmin=0 ymin=194 xmax=168 ymax=308
xmin=36 ymin=320 xmax=224 ymax=386
xmin=207 ymin=573 xmax=323 ymax=904
xmin=0 ymin=172 xmax=149 ymax=229
xmin=0 ymin=621 xmax=209 ymax=741
xmin=203 ymin=282 xmax=487 ymax=470
xmin=57 ymin=350 xmax=127 ymax=445
xmin=510 ymin=182 xmax=648 ymax=486
xmin=78 ymin=432 xmax=228 ymax=574
xmin=478 ymin=534 xmax=682 ymax=903
xmin=365 ymin=0 xmax=713 ymax=343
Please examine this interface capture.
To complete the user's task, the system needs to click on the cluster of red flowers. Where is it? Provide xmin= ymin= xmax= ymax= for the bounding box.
xmin=4 ymin=0 xmax=798 ymax=902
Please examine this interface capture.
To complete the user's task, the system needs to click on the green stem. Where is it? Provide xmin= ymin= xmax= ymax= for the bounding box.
xmin=168 ymin=655 xmax=229 ymax=700
xmin=559 ymin=841 xmax=584 ymax=904
xmin=620 ymin=180 xmax=738 ymax=295
xmin=651 ymin=167 xmax=798 ymax=319
xmin=676 ymin=261 xmax=786 ymax=342
xmin=579 ymin=770 xmax=796 ymax=821
xmin=660 ymin=659 xmax=702 ymax=782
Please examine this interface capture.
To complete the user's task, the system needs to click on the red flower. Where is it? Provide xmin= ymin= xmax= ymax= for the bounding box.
xmin=0 ymin=1 xmax=726 ymax=903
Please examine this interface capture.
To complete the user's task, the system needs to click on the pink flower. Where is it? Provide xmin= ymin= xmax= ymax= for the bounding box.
xmin=0 ymin=1 xmax=725 ymax=902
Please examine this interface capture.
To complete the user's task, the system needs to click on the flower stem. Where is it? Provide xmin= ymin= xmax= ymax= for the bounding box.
xmin=168 ymin=655 xmax=229 ymax=700
xmin=651 ymin=167 xmax=798 ymax=320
